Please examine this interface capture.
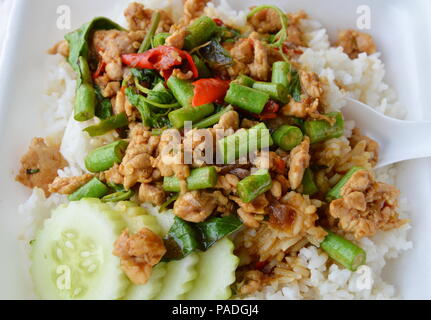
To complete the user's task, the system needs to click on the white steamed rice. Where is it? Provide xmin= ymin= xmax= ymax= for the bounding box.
xmin=19 ymin=0 xmax=412 ymax=300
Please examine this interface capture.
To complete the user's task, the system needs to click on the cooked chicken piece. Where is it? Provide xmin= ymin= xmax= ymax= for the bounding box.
xmin=299 ymin=70 xmax=323 ymax=99
xmin=285 ymin=11 xmax=308 ymax=46
xmin=165 ymin=26 xmax=187 ymax=49
xmin=182 ymin=0 xmax=210 ymax=25
xmin=48 ymin=174 xmax=93 ymax=195
xmin=16 ymin=138 xmax=67 ymax=196
xmin=349 ymin=128 xmax=379 ymax=167
xmin=288 ymin=137 xmax=310 ymax=190
xmin=104 ymin=124 xmax=159 ymax=189
xmin=138 ymin=183 xmax=166 ymax=206
xmin=230 ymin=194 xmax=269 ymax=228
xmin=119 ymin=124 xmax=160 ymax=189
xmin=113 ymin=89 xmax=126 ymax=115
xmin=104 ymin=164 xmax=124 ymax=185
xmin=215 ymin=173 xmax=239 ymax=195
xmin=102 ymin=81 xmax=121 ymax=98
xmin=153 ymin=129 xmax=190 ymax=181
xmin=113 ymin=228 xmax=166 ymax=285
xmin=171 ymin=69 xmax=194 ymax=80
xmin=48 ymin=40 xmax=69 ymax=57
xmin=229 ymin=37 xmax=270 ymax=81
xmin=329 ymin=170 xmax=407 ymax=239
xmin=124 ymin=2 xmax=173 ymax=32
xmin=337 ymin=29 xmax=377 ymax=59
xmin=248 ymin=38 xmax=270 ymax=81
xmin=92 ymin=29 xmax=145 ymax=83
xmin=282 ymin=96 xmax=331 ymax=123
xmin=173 ymin=191 xmax=217 ymax=223
xmin=213 ymin=111 xmax=239 ymax=131
xmin=248 ymin=8 xmax=281 ymax=33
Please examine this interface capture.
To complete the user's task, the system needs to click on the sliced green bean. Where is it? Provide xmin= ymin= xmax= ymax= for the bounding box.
xmin=218 ymin=123 xmax=273 ymax=164
xmin=237 ymin=169 xmax=272 ymax=203
xmin=163 ymin=166 xmax=218 ymax=192
xmin=252 ymin=81 xmax=289 ymax=103
xmin=235 ymin=75 xmax=255 ymax=87
xmin=83 ymin=112 xmax=128 ymax=137
xmin=138 ymin=11 xmax=160 ymax=53
xmin=78 ymin=56 xmax=92 ymax=85
xmin=184 ymin=16 xmax=218 ymax=50
xmin=74 ymin=83 xmax=96 ymax=121
xmin=321 ymin=231 xmax=366 ymax=271
xmin=85 ymin=140 xmax=128 ymax=173
xmin=193 ymin=106 xmax=234 ymax=129
xmin=68 ymin=177 xmax=109 ymax=201
xmin=166 ymin=76 xmax=195 ymax=108
xmin=224 ymin=83 xmax=269 ymax=114
xmin=169 ymin=104 xmax=215 ymax=129
xmin=304 ymin=112 xmax=344 ymax=143
xmin=272 ymin=125 xmax=303 ymax=151
xmin=272 ymin=61 xmax=292 ymax=88
xmin=302 ymin=168 xmax=318 ymax=195
xmin=326 ymin=167 xmax=365 ymax=202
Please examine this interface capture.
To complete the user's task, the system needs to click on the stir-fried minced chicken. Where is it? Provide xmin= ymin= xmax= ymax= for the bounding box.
xmin=113 ymin=228 xmax=166 ymax=285
xmin=23 ymin=0 xmax=410 ymax=299
xmin=336 ymin=29 xmax=377 ymax=59
xmin=329 ymin=170 xmax=408 ymax=239
xmin=48 ymin=174 xmax=93 ymax=195
xmin=16 ymin=138 xmax=67 ymax=196
xmin=124 ymin=2 xmax=173 ymax=32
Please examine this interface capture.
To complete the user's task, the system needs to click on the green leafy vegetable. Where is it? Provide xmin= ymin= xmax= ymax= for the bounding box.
xmin=125 ymin=87 xmax=174 ymax=128
xmin=163 ymin=217 xmax=203 ymax=261
xmin=131 ymin=68 xmax=163 ymax=87
xmin=287 ymin=69 xmax=301 ymax=102
xmin=65 ymin=17 xmax=124 ymax=73
xmin=159 ymin=193 xmax=179 ymax=212
xmin=163 ymin=215 xmax=243 ymax=261
xmin=94 ymin=87 xmax=113 ymax=119
xmin=198 ymin=216 xmax=242 ymax=250
xmin=247 ymin=5 xmax=289 ymax=60
xmin=199 ymin=40 xmax=233 ymax=68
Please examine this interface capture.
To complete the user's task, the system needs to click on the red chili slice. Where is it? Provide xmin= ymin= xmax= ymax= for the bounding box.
xmin=121 ymin=46 xmax=198 ymax=80
xmin=192 ymin=78 xmax=230 ymax=107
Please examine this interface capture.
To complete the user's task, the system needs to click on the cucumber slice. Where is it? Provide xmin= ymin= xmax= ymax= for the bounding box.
xmin=120 ymin=202 xmax=167 ymax=300
xmin=142 ymin=204 xmax=175 ymax=235
xmin=186 ymin=238 xmax=239 ymax=300
xmin=124 ymin=262 xmax=167 ymax=300
xmin=30 ymin=199 xmax=129 ymax=300
xmin=156 ymin=253 xmax=199 ymax=300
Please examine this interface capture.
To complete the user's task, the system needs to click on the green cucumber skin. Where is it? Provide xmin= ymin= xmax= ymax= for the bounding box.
xmin=30 ymin=199 xmax=129 ymax=300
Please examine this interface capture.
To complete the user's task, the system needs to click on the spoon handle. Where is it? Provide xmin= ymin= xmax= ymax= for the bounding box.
xmin=377 ymin=121 xmax=431 ymax=168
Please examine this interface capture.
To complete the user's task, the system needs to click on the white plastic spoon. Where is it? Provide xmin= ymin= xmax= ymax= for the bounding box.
xmin=341 ymin=98 xmax=431 ymax=168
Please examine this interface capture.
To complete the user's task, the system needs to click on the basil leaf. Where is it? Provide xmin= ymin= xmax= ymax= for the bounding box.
xmin=65 ymin=17 xmax=124 ymax=73
xmin=131 ymin=68 xmax=163 ymax=87
xmin=94 ymin=86 xmax=113 ymax=119
xmin=163 ymin=217 xmax=203 ymax=261
xmin=288 ymin=70 xmax=302 ymax=102
xmin=162 ymin=215 xmax=243 ymax=261
xmin=199 ymin=40 xmax=233 ymax=68
xmin=125 ymin=87 xmax=153 ymax=127
xmin=198 ymin=215 xmax=242 ymax=250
